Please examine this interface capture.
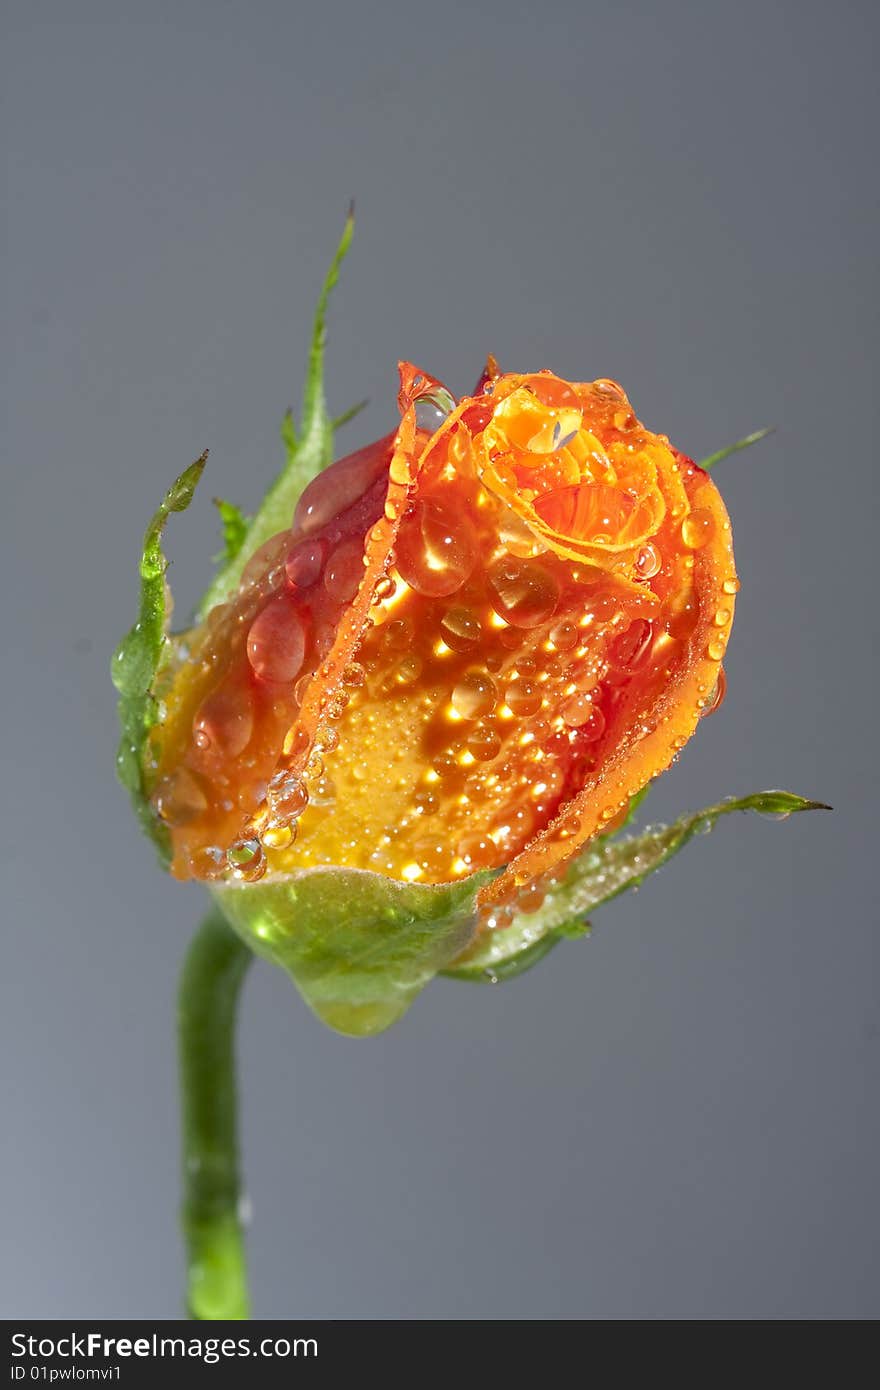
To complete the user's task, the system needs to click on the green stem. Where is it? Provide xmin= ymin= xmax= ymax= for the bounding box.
xmin=178 ymin=909 xmax=252 ymax=1319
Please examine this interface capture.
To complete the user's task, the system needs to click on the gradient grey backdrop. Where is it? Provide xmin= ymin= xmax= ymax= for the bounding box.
xmin=3 ymin=0 xmax=877 ymax=1319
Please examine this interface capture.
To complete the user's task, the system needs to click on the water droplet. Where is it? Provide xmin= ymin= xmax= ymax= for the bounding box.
xmin=262 ymin=823 xmax=295 ymax=850
xmin=154 ymin=769 xmax=207 ymax=826
xmin=486 ymin=558 xmax=560 ymax=628
xmin=373 ymin=574 xmax=397 ymax=603
xmin=395 ymin=654 xmax=423 ymax=685
xmin=722 ymin=577 xmax=740 ymax=595
xmin=504 ymin=677 xmax=543 ymax=716
xmin=305 ymin=751 xmax=324 ymax=781
xmin=707 ymin=637 xmax=725 ymax=661
xmin=323 ymin=538 xmax=365 ymax=602
xmin=285 ymin=538 xmax=326 ymax=589
xmin=193 ymin=682 xmax=255 ymax=758
xmin=226 ymin=838 xmax=266 ymax=882
xmin=247 ymin=595 xmax=307 ymax=683
xmin=414 ymin=387 xmax=454 ymax=434
xmin=440 ymin=606 xmax=481 ymax=652
xmin=549 ymin=620 xmax=578 ymax=651
xmin=342 ymin=661 xmax=366 ymax=688
xmin=712 ymin=607 xmax=731 ymax=627
xmin=266 ymin=772 xmax=309 ymax=825
xmin=635 ymin=541 xmax=662 ymax=580
xmin=466 ymin=725 xmax=502 ymax=761
xmin=561 ymin=693 xmax=603 ymax=735
xmin=701 ymin=666 xmax=727 ymax=717
xmin=395 ymin=497 xmax=478 ymax=597
xmin=681 ymin=509 xmax=715 ymax=550
xmin=324 ymin=691 xmax=350 ymax=720
xmin=458 ymin=832 xmax=501 ymax=869
xmin=451 ymin=671 xmax=498 ymax=719
xmin=293 ymin=439 xmax=388 ymax=534
xmin=315 ymin=723 xmax=340 ymax=753
xmin=309 ymin=774 xmax=337 ymax=807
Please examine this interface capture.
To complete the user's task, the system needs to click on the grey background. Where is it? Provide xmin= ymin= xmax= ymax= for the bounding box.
xmin=2 ymin=0 xmax=877 ymax=1319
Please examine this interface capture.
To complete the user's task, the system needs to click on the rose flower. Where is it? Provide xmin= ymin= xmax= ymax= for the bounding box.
xmin=150 ymin=360 xmax=734 ymax=912
xmin=114 ymin=228 xmax=822 ymax=1036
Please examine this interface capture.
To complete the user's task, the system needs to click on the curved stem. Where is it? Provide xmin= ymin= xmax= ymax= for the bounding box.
xmin=178 ymin=908 xmax=252 ymax=1319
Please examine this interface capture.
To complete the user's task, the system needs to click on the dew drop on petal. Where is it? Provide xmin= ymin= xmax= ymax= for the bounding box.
xmin=395 ymin=498 xmax=478 ymax=598
xmin=486 ymin=558 xmax=560 ymax=628
xmin=323 ymin=538 xmax=365 ymax=602
xmin=261 ymin=823 xmax=295 ymax=850
xmin=247 ymin=596 xmax=307 ymax=683
xmin=451 ymin=671 xmax=497 ymax=719
xmin=440 ymin=606 xmax=481 ymax=651
xmin=681 ymin=509 xmax=715 ymax=550
xmin=466 ymin=725 xmax=502 ymax=761
xmin=549 ymin=620 xmax=578 ymax=651
xmin=458 ymin=831 xmax=501 ymax=868
xmin=561 ymin=692 xmax=595 ymax=728
xmin=293 ymin=442 xmax=388 ymax=535
xmin=504 ymin=677 xmax=543 ymax=716
xmin=193 ymin=683 xmax=255 ymax=757
xmin=226 ymin=838 xmax=266 ymax=882
xmin=701 ymin=666 xmax=727 ymax=717
xmin=155 ymin=768 xmax=207 ymax=826
xmin=285 ymin=538 xmax=326 ymax=589
xmin=266 ymin=772 xmax=309 ymax=826
xmin=414 ymin=387 xmax=455 ymax=434
xmin=635 ymin=541 xmax=662 ymax=580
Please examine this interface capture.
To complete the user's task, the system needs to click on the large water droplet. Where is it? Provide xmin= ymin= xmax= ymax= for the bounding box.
xmin=451 ymin=671 xmax=497 ymax=719
xmin=193 ymin=682 xmax=254 ymax=758
xmin=414 ymin=387 xmax=455 ymax=434
xmin=155 ymin=769 xmax=207 ymax=826
xmin=247 ymin=595 xmax=307 ymax=683
xmin=681 ymin=508 xmax=715 ymax=550
xmin=285 ymin=538 xmax=326 ymax=589
xmin=226 ymin=838 xmax=266 ymax=882
xmin=293 ymin=438 xmax=389 ymax=534
xmin=395 ymin=498 xmax=478 ymax=598
xmin=323 ymin=538 xmax=365 ymax=602
xmin=486 ymin=558 xmax=560 ymax=628
xmin=440 ymin=606 xmax=481 ymax=651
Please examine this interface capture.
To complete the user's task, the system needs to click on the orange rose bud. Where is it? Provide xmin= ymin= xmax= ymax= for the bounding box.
xmin=147 ymin=365 xmax=736 ymax=919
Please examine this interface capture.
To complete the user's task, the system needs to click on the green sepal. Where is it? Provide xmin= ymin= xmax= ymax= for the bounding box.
xmin=699 ymin=427 xmax=774 ymax=472
xmin=445 ymin=791 xmax=829 ymax=983
xmin=212 ymin=498 xmax=249 ymax=566
xmin=211 ymin=867 xmax=492 ymax=1037
xmin=111 ymin=451 xmax=209 ymax=859
xmin=198 ymin=209 xmax=355 ymax=619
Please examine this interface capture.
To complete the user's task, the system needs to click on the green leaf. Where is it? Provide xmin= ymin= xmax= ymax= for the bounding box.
xmin=445 ymin=791 xmax=830 ymax=983
xmin=212 ymin=867 xmax=490 ymax=1037
xmin=699 ymin=427 xmax=774 ymax=472
xmin=213 ymin=498 xmax=249 ymax=565
xmin=111 ymin=451 xmax=209 ymax=858
xmin=198 ymin=209 xmax=355 ymax=618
